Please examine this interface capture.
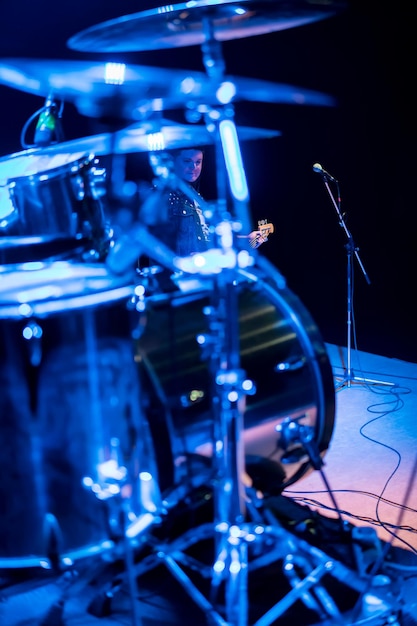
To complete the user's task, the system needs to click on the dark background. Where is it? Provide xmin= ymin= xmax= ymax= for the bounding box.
xmin=0 ymin=1 xmax=415 ymax=364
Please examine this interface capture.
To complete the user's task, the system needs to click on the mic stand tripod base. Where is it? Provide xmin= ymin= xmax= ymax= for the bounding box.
xmin=334 ymin=359 xmax=395 ymax=390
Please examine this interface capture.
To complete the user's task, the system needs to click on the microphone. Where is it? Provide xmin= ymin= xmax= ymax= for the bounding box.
xmin=34 ymin=95 xmax=58 ymax=146
xmin=312 ymin=162 xmax=338 ymax=182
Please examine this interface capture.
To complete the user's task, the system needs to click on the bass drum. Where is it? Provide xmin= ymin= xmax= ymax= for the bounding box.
xmin=135 ymin=257 xmax=336 ymax=506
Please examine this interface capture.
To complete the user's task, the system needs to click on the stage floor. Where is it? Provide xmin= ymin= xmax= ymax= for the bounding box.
xmin=1 ymin=344 xmax=417 ymax=625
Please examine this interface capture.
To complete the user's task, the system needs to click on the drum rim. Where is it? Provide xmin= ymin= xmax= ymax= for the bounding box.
xmin=0 ymin=148 xmax=91 ymax=182
xmin=0 ymin=261 xmax=137 ymax=317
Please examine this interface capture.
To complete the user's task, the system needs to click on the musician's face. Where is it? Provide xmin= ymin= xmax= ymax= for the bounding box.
xmin=174 ymin=149 xmax=204 ymax=184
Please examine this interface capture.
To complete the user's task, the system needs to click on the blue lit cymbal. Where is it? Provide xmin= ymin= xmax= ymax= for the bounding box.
xmin=67 ymin=0 xmax=347 ymax=52
xmin=0 ymin=58 xmax=336 ymax=118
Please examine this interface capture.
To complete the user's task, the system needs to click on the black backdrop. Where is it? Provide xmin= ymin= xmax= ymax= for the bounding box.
xmin=0 ymin=1 xmax=415 ymax=363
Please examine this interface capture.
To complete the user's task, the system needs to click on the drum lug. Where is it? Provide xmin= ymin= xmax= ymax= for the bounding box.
xmin=70 ymin=172 xmax=86 ymax=202
xmin=22 ymin=320 xmax=43 ymax=367
xmin=88 ymin=161 xmax=107 ymax=200
xmin=125 ymin=282 xmax=147 ymax=340
xmin=215 ymin=368 xmax=257 ymax=398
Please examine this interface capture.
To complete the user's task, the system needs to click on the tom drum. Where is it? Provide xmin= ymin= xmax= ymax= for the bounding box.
xmin=0 ymin=148 xmax=110 ymax=263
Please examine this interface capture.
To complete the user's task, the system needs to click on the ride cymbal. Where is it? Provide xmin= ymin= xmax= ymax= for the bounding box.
xmin=0 ymin=58 xmax=336 ymax=119
xmin=67 ymin=0 xmax=347 ymax=52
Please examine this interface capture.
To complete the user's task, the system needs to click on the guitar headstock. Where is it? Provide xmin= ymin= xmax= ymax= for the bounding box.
xmin=257 ymin=219 xmax=274 ymax=237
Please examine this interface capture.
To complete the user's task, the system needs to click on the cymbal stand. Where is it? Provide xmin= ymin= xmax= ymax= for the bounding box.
xmin=319 ymin=175 xmax=393 ymax=389
xmin=187 ymin=13 xmax=254 ymax=239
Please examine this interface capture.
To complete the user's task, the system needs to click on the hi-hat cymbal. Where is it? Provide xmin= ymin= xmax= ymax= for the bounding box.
xmin=47 ymin=121 xmax=281 ymax=156
xmin=67 ymin=0 xmax=347 ymax=52
xmin=112 ymin=119 xmax=281 ymax=153
xmin=0 ymin=58 xmax=336 ymax=118
xmin=0 ymin=121 xmax=281 ymax=178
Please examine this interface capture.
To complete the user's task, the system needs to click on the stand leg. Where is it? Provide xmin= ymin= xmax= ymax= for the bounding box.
xmin=335 ymin=244 xmax=394 ymax=390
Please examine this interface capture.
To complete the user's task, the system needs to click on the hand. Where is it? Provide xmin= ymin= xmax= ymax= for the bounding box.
xmin=248 ymin=230 xmax=269 ymax=249
xmin=236 ymin=221 xmax=274 ymax=249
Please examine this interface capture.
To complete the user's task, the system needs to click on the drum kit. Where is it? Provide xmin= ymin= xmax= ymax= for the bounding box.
xmin=0 ymin=2 xmax=398 ymax=625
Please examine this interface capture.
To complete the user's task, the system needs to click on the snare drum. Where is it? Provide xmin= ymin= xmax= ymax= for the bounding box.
xmin=0 ymin=149 xmax=109 ymax=261
xmin=0 ymin=262 xmax=157 ymax=567
xmin=135 ymin=258 xmax=336 ymax=504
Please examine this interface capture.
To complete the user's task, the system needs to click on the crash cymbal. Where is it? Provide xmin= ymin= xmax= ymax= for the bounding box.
xmin=67 ymin=0 xmax=347 ymax=52
xmin=0 ymin=58 xmax=336 ymax=118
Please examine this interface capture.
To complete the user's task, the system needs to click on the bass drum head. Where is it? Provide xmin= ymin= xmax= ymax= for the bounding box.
xmin=135 ymin=257 xmax=335 ymax=504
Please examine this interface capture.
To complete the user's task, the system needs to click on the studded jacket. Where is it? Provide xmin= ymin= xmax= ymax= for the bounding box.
xmin=152 ymin=187 xmax=210 ymax=257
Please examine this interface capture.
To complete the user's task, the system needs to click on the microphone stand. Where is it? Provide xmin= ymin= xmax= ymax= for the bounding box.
xmin=319 ymin=175 xmax=393 ymax=389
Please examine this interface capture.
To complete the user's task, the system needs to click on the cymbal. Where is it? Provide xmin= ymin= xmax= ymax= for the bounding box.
xmin=67 ymin=0 xmax=347 ymax=52
xmin=0 ymin=58 xmax=336 ymax=118
xmin=0 ymin=121 xmax=281 ymax=178
xmin=112 ymin=120 xmax=281 ymax=152
xmin=51 ymin=121 xmax=280 ymax=154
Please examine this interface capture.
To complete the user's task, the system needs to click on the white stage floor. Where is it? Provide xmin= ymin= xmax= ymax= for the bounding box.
xmin=285 ymin=343 xmax=417 ymax=556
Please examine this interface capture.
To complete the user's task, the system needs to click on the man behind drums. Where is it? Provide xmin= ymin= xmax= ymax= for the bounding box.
xmin=140 ymin=146 xmax=269 ymax=260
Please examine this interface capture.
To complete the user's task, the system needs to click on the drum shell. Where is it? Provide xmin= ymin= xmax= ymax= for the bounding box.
xmin=0 ymin=264 xmax=154 ymax=563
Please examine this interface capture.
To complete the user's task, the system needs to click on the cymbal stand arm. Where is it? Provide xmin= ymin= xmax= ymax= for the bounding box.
xmin=197 ymin=17 xmax=254 ymax=238
xmin=209 ymin=274 xmax=248 ymax=526
xmin=201 ymin=15 xmax=226 ymax=81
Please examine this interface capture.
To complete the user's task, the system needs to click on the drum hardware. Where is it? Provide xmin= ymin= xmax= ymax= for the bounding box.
xmin=276 ymin=415 xmax=348 ymax=538
xmin=81 ymin=438 xmax=163 ymax=626
xmin=81 ymin=437 xmax=163 ymax=542
xmin=313 ymin=164 xmax=394 ymax=390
